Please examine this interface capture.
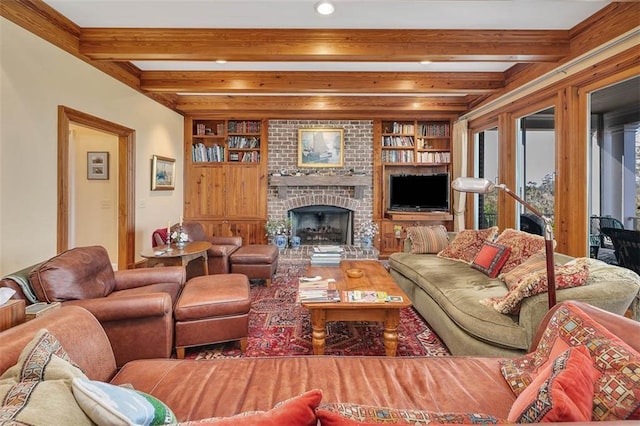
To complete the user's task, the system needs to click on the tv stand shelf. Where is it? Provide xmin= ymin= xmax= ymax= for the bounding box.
xmin=385 ymin=211 xmax=453 ymax=221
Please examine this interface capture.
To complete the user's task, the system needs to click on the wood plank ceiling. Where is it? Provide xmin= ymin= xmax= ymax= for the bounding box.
xmin=1 ymin=0 xmax=638 ymax=118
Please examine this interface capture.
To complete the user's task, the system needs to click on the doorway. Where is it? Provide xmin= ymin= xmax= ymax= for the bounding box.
xmin=58 ymin=106 xmax=136 ymax=270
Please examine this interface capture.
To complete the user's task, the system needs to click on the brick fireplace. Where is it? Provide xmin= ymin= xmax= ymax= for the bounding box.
xmin=267 ymin=120 xmax=374 ymax=246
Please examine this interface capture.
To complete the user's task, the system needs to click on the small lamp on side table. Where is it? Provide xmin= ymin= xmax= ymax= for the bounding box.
xmin=452 ymin=177 xmax=557 ymax=309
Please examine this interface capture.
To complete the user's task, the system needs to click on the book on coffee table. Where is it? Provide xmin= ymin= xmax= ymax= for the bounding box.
xmin=344 ymin=290 xmax=388 ymax=303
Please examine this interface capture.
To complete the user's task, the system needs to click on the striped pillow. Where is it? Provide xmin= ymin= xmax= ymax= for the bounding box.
xmin=406 ymin=225 xmax=449 ymax=254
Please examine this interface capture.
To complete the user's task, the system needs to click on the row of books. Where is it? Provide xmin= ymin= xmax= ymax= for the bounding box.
xmin=417 ymin=123 xmax=450 ymax=137
xmin=227 ymin=136 xmax=260 ymax=149
xmin=228 ymin=120 xmax=261 ymax=133
xmin=192 ymin=143 xmax=225 ymax=162
xmin=416 ymin=152 xmax=450 ymax=163
xmin=381 ymin=150 xmax=414 ymax=163
xmin=382 ymin=136 xmax=414 ymax=147
xmin=229 ymin=151 xmax=260 ymax=162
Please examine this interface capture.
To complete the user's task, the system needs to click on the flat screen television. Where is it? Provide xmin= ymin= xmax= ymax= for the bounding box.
xmin=388 ymin=173 xmax=450 ymax=212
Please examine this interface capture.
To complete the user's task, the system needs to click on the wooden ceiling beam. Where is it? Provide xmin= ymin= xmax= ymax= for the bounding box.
xmin=140 ymin=71 xmax=504 ymax=94
xmin=175 ymin=95 xmax=470 ymax=117
xmin=80 ymin=28 xmax=569 ymax=62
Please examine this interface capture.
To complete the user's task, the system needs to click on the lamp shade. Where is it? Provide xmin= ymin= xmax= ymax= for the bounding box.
xmin=452 ymin=177 xmax=495 ymax=194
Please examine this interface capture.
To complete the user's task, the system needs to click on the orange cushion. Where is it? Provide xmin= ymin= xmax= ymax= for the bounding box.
xmin=176 ymin=389 xmax=321 ymax=426
xmin=471 ymin=242 xmax=511 ymax=278
xmin=508 ymin=346 xmax=595 ymax=423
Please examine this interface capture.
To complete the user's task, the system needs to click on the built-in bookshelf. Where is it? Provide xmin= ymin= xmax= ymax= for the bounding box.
xmin=374 ymin=118 xmax=454 ymax=258
xmin=380 ymin=120 xmax=450 ymax=165
xmin=191 ymin=119 xmax=262 ymax=163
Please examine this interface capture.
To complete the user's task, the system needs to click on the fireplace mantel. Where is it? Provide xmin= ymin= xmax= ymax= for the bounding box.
xmin=270 ymin=175 xmax=370 ymax=199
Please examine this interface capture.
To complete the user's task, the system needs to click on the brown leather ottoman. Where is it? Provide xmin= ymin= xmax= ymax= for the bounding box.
xmin=229 ymin=245 xmax=279 ymax=287
xmin=174 ymin=274 xmax=250 ymax=359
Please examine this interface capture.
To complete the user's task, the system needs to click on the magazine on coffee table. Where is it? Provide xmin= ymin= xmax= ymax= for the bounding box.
xmin=344 ymin=290 xmax=388 ymax=303
xmin=298 ymin=278 xmax=341 ymax=303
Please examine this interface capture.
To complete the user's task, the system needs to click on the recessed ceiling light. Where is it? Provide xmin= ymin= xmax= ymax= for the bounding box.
xmin=315 ymin=1 xmax=335 ymax=15
xmin=420 ymin=60 xmax=432 ymax=65
xmin=216 ymin=59 xmax=227 ymax=64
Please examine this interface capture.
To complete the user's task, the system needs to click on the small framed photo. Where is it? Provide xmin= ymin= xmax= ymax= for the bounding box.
xmin=298 ymin=128 xmax=344 ymax=168
xmin=151 ymin=155 xmax=176 ymax=191
xmin=87 ymin=151 xmax=109 ymax=180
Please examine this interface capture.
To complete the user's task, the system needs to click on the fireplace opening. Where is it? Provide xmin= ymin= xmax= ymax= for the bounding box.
xmin=289 ymin=205 xmax=353 ymax=245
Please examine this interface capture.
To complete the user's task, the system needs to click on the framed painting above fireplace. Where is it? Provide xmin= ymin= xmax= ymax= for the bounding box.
xmin=298 ymin=128 xmax=344 ymax=168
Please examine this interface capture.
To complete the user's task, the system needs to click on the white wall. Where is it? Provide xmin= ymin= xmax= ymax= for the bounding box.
xmin=0 ymin=18 xmax=184 ymax=274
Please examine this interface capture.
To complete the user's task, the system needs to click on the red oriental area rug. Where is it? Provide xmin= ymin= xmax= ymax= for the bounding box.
xmin=185 ymin=263 xmax=450 ymax=359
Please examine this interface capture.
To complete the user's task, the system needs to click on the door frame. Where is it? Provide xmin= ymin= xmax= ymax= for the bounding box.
xmin=57 ymin=106 xmax=135 ymax=269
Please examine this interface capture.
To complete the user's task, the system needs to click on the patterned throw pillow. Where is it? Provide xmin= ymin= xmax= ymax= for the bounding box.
xmin=406 ymin=225 xmax=449 ymax=254
xmin=315 ymin=403 xmax=507 ymax=425
xmin=480 ymin=258 xmax=590 ymax=314
xmin=177 ymin=389 xmax=322 ymax=426
xmin=498 ymin=252 xmax=547 ymax=290
xmin=437 ymin=226 xmax=499 ymax=264
xmin=72 ymin=378 xmax=176 ymax=426
xmin=0 ymin=330 xmax=93 ymax=425
xmin=494 ymin=229 xmax=547 ymax=274
xmin=508 ymin=346 xmax=595 ymax=423
xmin=471 ymin=242 xmax=512 ymax=278
xmin=500 ymin=302 xmax=640 ymax=421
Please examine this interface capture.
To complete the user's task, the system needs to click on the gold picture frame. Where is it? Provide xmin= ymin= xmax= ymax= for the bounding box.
xmin=151 ymin=155 xmax=176 ymax=190
xmin=298 ymin=128 xmax=344 ymax=168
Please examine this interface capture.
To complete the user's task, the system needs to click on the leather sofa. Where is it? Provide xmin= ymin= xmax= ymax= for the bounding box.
xmin=389 ymin=244 xmax=640 ymax=357
xmin=0 ymin=302 xmax=637 ymax=424
xmin=0 ymin=245 xmax=185 ymax=367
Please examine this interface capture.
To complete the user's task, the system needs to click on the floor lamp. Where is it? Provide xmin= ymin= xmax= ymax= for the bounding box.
xmin=452 ymin=177 xmax=557 ymax=309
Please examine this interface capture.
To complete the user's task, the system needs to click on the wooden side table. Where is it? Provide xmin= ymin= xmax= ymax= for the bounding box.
xmin=0 ymin=299 xmax=26 ymax=332
xmin=141 ymin=241 xmax=213 ymax=275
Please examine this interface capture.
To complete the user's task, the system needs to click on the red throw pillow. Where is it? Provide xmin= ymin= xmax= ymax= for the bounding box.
xmin=500 ymin=302 xmax=640 ymax=421
xmin=508 ymin=346 xmax=596 ymax=423
xmin=471 ymin=242 xmax=511 ymax=278
xmin=177 ymin=389 xmax=321 ymax=426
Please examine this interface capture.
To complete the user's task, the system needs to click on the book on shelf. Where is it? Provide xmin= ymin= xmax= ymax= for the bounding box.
xmin=298 ymin=278 xmax=341 ymax=302
xmin=344 ymin=290 xmax=388 ymax=303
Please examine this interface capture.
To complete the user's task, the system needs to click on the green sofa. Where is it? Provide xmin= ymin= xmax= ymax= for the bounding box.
xmin=389 ymin=248 xmax=640 ymax=357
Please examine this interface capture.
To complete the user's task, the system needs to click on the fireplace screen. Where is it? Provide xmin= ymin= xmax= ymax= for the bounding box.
xmin=289 ymin=205 xmax=353 ymax=245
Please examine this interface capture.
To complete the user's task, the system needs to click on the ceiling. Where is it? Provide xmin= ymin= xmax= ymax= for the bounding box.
xmin=30 ymin=0 xmax=626 ymax=115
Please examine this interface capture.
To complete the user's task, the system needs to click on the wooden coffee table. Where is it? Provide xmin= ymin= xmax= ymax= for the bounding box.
xmin=301 ymin=260 xmax=412 ymax=356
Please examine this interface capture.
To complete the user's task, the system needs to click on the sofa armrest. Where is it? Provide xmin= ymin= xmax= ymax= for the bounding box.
xmin=113 ymin=266 xmax=185 ymax=291
xmin=211 ymin=236 xmax=242 ymax=247
xmin=63 ymin=293 xmax=172 ymax=322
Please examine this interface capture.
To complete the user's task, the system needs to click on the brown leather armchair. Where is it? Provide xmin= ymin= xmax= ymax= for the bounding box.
xmin=1 ymin=245 xmax=185 ymax=367
xmin=168 ymin=221 xmax=243 ymax=277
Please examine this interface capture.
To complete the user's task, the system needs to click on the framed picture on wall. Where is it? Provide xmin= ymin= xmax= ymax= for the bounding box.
xmin=87 ymin=151 xmax=109 ymax=180
xmin=151 ymin=155 xmax=176 ymax=190
xmin=298 ymin=128 xmax=344 ymax=168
